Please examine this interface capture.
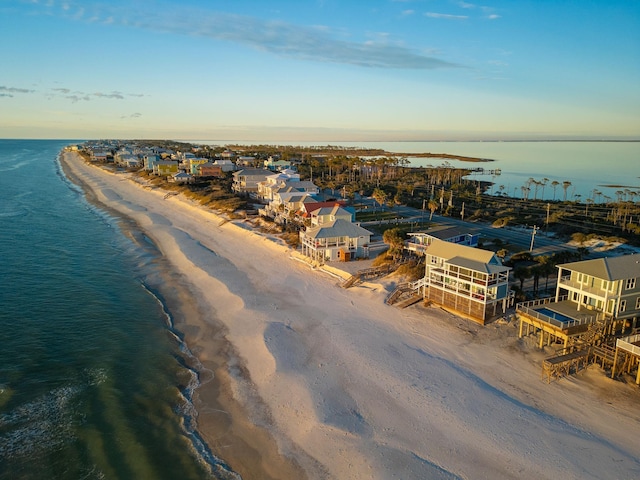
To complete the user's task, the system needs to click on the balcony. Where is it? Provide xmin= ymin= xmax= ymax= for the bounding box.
xmin=516 ymin=297 xmax=602 ymax=330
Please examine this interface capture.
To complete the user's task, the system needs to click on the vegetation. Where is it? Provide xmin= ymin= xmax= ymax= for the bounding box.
xmin=80 ymin=140 xmax=640 ymax=300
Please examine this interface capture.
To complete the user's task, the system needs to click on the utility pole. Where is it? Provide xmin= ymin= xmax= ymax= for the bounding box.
xmin=530 ymin=225 xmax=538 ymax=252
xmin=546 ymin=203 xmax=550 ymax=235
xmin=461 ymin=202 xmax=465 ymax=221
xmin=421 ymin=198 xmax=426 ymax=227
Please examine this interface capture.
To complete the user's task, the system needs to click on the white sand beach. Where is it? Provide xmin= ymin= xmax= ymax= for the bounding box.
xmin=61 ymin=152 xmax=640 ymax=480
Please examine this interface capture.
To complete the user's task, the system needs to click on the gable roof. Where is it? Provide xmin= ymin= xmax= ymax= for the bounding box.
xmin=427 ymin=239 xmax=500 ymax=265
xmin=303 ymin=219 xmax=372 ymax=239
xmin=558 ymin=255 xmax=640 ymax=281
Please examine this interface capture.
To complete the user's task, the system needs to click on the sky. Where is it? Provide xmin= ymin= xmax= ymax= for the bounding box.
xmin=0 ymin=0 xmax=639 ymax=142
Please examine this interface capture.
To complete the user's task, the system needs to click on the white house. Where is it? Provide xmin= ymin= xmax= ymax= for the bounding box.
xmin=299 ymin=219 xmax=372 ymax=263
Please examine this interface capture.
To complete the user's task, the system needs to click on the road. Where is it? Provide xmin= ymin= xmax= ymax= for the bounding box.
xmin=351 ymin=194 xmax=578 ymax=257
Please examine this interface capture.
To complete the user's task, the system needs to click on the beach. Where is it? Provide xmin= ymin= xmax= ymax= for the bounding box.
xmin=60 ymin=151 xmax=640 ymax=480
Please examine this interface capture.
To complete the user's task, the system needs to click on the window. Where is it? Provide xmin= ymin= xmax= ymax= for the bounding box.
xmin=636 ymin=297 xmax=640 ymax=310
xmin=619 ymin=300 xmax=627 ymax=313
xmin=625 ymin=278 xmax=636 ymax=290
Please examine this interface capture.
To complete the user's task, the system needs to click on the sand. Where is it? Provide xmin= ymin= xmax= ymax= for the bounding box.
xmin=61 ymin=152 xmax=640 ymax=480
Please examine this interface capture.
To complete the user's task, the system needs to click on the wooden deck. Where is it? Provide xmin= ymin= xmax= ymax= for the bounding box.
xmin=542 ymin=350 xmax=590 ymax=383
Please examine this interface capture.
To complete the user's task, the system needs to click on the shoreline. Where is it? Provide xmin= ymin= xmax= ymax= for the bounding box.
xmin=59 ymin=151 xmax=640 ymax=480
xmin=59 ymin=152 xmax=309 ymax=480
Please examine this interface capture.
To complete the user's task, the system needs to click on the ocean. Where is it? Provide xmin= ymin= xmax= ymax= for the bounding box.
xmin=0 ymin=140 xmax=237 ymax=479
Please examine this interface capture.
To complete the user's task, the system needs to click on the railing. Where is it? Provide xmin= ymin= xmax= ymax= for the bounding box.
xmin=516 ymin=296 xmax=599 ymax=329
xmin=617 ymin=334 xmax=640 ymax=356
xmin=558 ymin=276 xmax=614 ymax=297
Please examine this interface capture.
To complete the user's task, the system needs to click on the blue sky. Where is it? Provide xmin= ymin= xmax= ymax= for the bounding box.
xmin=1 ymin=0 xmax=638 ymax=141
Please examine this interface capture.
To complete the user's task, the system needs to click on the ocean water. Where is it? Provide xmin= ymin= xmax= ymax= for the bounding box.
xmin=203 ymin=140 xmax=639 ymax=202
xmin=0 ymin=140 xmax=236 ymax=479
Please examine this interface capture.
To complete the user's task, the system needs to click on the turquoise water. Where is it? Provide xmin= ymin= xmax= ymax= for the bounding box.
xmin=0 ymin=140 xmax=236 ymax=479
xmin=535 ymin=307 xmax=575 ymax=324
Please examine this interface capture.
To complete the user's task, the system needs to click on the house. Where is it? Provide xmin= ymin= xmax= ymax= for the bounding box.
xmin=196 ymin=162 xmax=224 ymax=178
xmin=308 ymin=204 xmax=355 ymax=226
xmin=169 ymin=172 xmax=194 ymax=184
xmin=516 ymin=254 xmax=640 ymax=349
xmin=232 ymin=168 xmax=276 ymax=195
xmin=419 ymin=239 xmax=513 ymax=324
xmin=257 ymin=170 xmax=302 ymax=202
xmin=188 ymin=158 xmax=209 ymax=175
xmin=405 ymin=226 xmax=479 ymax=256
xmin=261 ymin=192 xmax=318 ymax=225
xmin=153 ymin=160 xmax=179 ymax=176
xmin=298 ymin=200 xmax=347 ymax=222
xmin=299 ymin=219 xmax=372 ymax=264
xmin=211 ymin=159 xmax=236 ymax=172
xmin=143 ymin=154 xmax=159 ymax=171
xmin=90 ymin=150 xmax=110 ymax=162
xmin=264 ymin=156 xmax=296 ymax=171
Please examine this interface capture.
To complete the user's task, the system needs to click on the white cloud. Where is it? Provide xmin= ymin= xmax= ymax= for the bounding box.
xmin=424 ymin=12 xmax=468 ymax=20
xmin=28 ymin=1 xmax=461 ymax=70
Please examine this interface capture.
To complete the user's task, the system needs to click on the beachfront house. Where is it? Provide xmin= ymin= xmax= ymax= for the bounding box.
xmin=153 ymin=160 xmax=179 ymax=176
xmin=418 ymin=239 xmax=513 ymax=324
xmin=405 ymin=226 xmax=479 ymax=256
xmin=232 ymin=168 xmax=272 ymax=196
xmin=143 ymin=154 xmax=159 ymax=171
xmin=299 ymin=219 xmax=372 ymax=264
xmin=516 ymin=254 xmax=640 ymax=350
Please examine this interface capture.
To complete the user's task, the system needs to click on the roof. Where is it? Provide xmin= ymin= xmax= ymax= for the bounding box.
xmin=429 ymin=226 xmax=474 ymax=240
xmin=447 ymin=256 xmax=508 ymax=274
xmin=303 ymin=219 xmax=372 ymax=239
xmin=234 ymin=168 xmax=271 ymax=176
xmin=427 ymin=239 xmax=501 ymax=265
xmin=558 ymin=254 xmax=640 ymax=281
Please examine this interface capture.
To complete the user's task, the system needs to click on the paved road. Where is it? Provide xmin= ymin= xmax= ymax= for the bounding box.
xmin=355 ymin=196 xmax=578 ymax=257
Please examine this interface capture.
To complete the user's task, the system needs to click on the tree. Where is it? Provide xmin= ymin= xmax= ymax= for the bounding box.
xmin=513 ymin=265 xmax=531 ymax=291
xmin=382 ymin=227 xmax=405 ymax=260
xmin=551 ymin=180 xmax=560 ymax=200
xmin=562 ymin=181 xmax=572 ymax=201
xmin=427 ymin=199 xmax=439 ymax=220
xmin=372 ymin=188 xmax=388 ymax=211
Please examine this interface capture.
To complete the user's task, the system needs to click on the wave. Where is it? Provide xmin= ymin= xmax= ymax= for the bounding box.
xmin=140 ymin=281 xmax=240 ymax=480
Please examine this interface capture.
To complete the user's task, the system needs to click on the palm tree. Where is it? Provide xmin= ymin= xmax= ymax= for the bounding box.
xmin=427 ymin=199 xmax=439 ymax=220
xmin=540 ymin=178 xmax=549 ymax=199
xmin=513 ymin=265 xmax=531 ymax=292
xmin=562 ymin=181 xmax=572 ymax=201
xmin=551 ymin=180 xmax=560 ymax=200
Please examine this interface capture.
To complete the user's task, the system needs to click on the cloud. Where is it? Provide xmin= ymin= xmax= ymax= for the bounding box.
xmin=0 ymin=86 xmax=35 ymax=94
xmin=29 ymin=1 xmax=461 ymax=70
xmin=93 ymin=91 xmax=125 ymax=100
xmin=424 ymin=12 xmax=469 ymax=20
xmin=401 ymin=9 xmax=415 ymax=16
xmin=121 ymin=112 xmax=142 ymax=119
xmin=47 ymin=87 xmax=143 ymax=102
xmin=486 ymin=14 xmax=501 ymax=20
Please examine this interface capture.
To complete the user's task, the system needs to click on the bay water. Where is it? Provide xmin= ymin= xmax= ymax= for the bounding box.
xmin=204 ymin=140 xmax=639 ymax=202
xmin=0 ymin=140 xmax=236 ymax=479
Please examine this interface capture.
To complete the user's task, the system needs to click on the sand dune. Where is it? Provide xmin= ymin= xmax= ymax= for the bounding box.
xmin=61 ymin=152 xmax=640 ymax=480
